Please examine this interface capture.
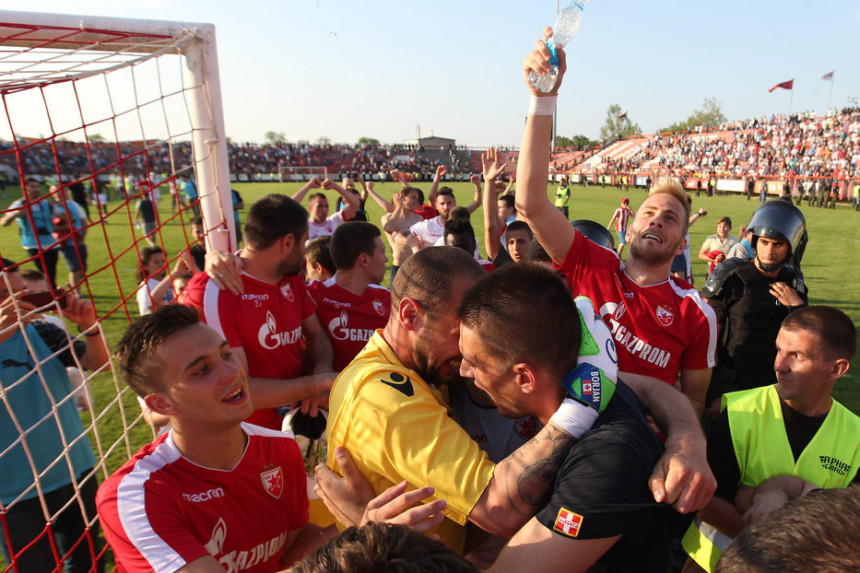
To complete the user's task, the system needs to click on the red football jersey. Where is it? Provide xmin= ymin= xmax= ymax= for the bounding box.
xmin=182 ymin=272 xmax=315 ymax=428
xmin=558 ymin=231 xmax=716 ymax=384
xmin=97 ymin=424 xmax=308 ymax=573
xmin=307 ymin=278 xmax=390 ymax=370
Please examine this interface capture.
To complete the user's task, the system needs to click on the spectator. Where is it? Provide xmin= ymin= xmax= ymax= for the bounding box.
xmin=698 ymin=217 xmax=738 ymax=275
xmin=0 ymin=258 xmax=109 ymax=572
xmin=0 ymin=177 xmax=59 ymax=288
xmin=135 ymin=246 xmax=190 ymax=316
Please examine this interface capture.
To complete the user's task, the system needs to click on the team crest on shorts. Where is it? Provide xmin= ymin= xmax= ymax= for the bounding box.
xmin=260 ymin=466 xmax=284 ymax=499
xmin=280 ymin=283 xmax=294 ymax=302
xmin=373 ymin=300 xmax=385 ymax=316
xmin=656 ymin=305 xmax=674 ymax=327
xmin=553 ymin=507 xmax=584 ymax=538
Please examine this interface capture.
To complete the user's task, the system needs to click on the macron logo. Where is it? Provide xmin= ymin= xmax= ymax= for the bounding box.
xmin=183 ymin=487 xmax=225 ymax=503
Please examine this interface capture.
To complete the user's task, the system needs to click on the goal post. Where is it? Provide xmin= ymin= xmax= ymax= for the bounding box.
xmin=0 ymin=9 xmax=233 ymax=571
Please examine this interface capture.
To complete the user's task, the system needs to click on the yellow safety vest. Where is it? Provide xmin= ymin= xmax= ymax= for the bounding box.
xmin=683 ymin=385 xmax=860 ymax=572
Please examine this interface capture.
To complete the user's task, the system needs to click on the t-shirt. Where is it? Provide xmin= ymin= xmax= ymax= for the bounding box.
xmin=448 ymin=384 xmax=539 ymax=464
xmin=10 ymin=197 xmax=55 ymax=250
xmin=410 ymin=216 xmax=445 ymax=247
xmin=326 ymin=331 xmax=495 ymax=551
xmin=137 ymin=198 xmax=156 ymax=223
xmin=558 ymin=230 xmax=717 ymax=384
xmin=306 ymin=278 xmax=391 ymax=370
xmin=535 ymin=382 xmax=676 ymax=572
xmin=612 ymin=207 xmax=633 ymax=233
xmin=307 ymin=211 xmax=346 ymax=241
xmin=1 ymin=322 xmax=96 ymax=504
xmin=182 ymin=272 xmax=315 ymax=429
xmin=97 ymin=423 xmax=308 ymax=573
xmin=700 ymin=234 xmax=738 ymax=257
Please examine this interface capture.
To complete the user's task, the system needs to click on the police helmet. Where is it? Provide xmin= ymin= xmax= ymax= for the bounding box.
xmin=571 ymin=219 xmax=615 ymax=250
xmin=747 ymin=200 xmax=808 ymax=267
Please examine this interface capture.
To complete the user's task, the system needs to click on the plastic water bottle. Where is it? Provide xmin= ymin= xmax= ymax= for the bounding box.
xmin=529 ymin=1 xmax=589 ymax=93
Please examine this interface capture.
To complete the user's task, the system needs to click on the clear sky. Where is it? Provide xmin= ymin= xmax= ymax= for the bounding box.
xmin=3 ymin=0 xmax=860 ymax=147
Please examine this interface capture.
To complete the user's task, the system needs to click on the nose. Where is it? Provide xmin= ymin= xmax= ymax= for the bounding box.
xmin=459 ymin=361 xmax=473 ymax=378
xmin=220 ymin=355 xmax=242 ymax=385
xmin=773 ymin=351 xmax=787 ymax=373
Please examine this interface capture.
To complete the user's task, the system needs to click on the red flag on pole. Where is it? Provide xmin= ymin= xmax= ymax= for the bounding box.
xmin=821 ymin=71 xmax=834 ymax=81
xmin=768 ymin=79 xmax=794 ymax=93
xmin=617 ymin=112 xmax=627 ymax=119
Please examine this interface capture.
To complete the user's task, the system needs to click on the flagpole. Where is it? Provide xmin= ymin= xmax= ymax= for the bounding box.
xmin=828 ymin=77 xmax=834 ymax=112
xmin=789 ymin=88 xmax=794 ymax=115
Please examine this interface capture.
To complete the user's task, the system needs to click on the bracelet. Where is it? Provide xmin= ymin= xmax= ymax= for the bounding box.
xmin=83 ymin=330 xmax=100 ymax=337
xmin=529 ymin=94 xmax=557 ymax=116
xmin=548 ymin=396 xmax=599 ymax=439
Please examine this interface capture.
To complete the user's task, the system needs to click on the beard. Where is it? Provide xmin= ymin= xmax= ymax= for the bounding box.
xmin=412 ymin=333 xmax=463 ymax=388
xmin=628 ymin=234 xmax=681 ymax=267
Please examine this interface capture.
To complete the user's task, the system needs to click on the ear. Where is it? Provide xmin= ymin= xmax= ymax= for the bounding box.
xmin=675 ymin=235 xmax=687 ymax=256
xmin=398 ymin=297 xmax=422 ymax=332
xmin=512 ymin=363 xmax=538 ymax=394
xmin=831 ymin=358 xmax=850 ymax=380
xmin=281 ymin=232 xmax=295 ymax=253
xmin=144 ymin=392 xmax=179 ymax=416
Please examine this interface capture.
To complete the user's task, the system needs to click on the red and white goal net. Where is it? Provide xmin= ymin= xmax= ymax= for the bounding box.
xmin=0 ymin=10 xmax=233 ymax=571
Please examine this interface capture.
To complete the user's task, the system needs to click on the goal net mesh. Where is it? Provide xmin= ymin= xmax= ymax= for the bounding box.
xmin=0 ymin=12 xmax=231 ymax=571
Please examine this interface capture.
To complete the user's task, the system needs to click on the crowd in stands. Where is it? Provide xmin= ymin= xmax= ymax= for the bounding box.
xmin=4 ymin=107 xmax=858 ymax=188
xmin=592 ymin=107 xmax=860 ymax=181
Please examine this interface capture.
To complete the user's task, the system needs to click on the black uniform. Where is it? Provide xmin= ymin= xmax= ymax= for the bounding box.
xmin=535 ymin=382 xmax=677 ymax=572
xmin=702 ymin=259 xmax=807 ymax=402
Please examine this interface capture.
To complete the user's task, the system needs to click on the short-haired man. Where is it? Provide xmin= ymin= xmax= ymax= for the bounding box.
xmin=698 ymin=217 xmax=737 ymax=275
xmin=607 ymin=197 xmax=634 ymax=257
xmin=682 ymin=306 xmax=860 ymax=572
xmin=304 ymin=236 xmax=336 ymax=283
xmin=99 ymin=304 xmax=332 ymax=571
xmin=481 ymin=148 xmax=532 ymax=268
xmin=0 ymin=177 xmax=59 ymax=287
xmin=308 ymin=222 xmax=390 ymax=370
xmin=181 ymin=195 xmax=335 ymax=429
xmin=409 ymin=187 xmax=458 ymax=249
xmin=459 ymin=264 xmax=680 ymax=572
xmin=320 ymin=247 xmax=715 ymax=554
xmin=517 ymin=38 xmax=716 ymax=414
xmin=717 ymin=486 xmax=860 ymax=573
xmin=443 ymin=219 xmax=495 ymax=272
xmin=292 ymin=177 xmax=360 ymax=241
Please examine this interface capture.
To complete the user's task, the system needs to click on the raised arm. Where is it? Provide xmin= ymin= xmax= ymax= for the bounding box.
xmin=358 ymin=177 xmax=393 ymax=213
xmin=465 ymin=174 xmax=482 ymax=214
xmin=323 ymin=179 xmax=360 ymax=220
xmin=427 ymin=165 xmax=446 ymax=206
xmin=290 ymin=177 xmax=323 ymax=204
xmin=482 ymin=148 xmax=508 ymax=261
xmin=515 ymin=30 xmax=576 ymax=265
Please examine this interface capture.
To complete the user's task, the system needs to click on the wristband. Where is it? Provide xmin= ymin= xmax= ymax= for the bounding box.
xmin=84 ymin=331 xmax=100 ymax=337
xmin=549 ymin=396 xmax=599 ymax=439
xmin=529 ymin=94 xmax=557 ymax=116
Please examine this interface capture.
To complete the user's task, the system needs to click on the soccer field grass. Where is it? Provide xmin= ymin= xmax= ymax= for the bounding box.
xmin=1 ymin=179 xmax=859 ymax=476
